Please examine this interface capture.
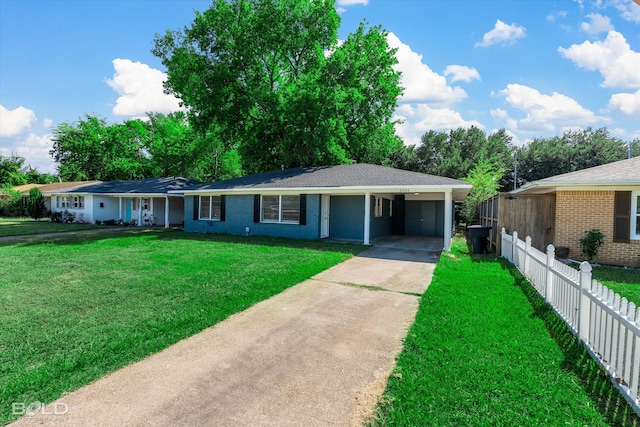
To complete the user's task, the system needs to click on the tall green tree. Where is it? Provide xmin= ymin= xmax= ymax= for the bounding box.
xmin=50 ymin=115 xmax=152 ymax=181
xmin=153 ymin=0 xmax=402 ymax=173
xmin=461 ymin=160 xmax=504 ymax=224
xmin=412 ymin=127 xmax=513 ymax=185
xmin=0 ymin=154 xmax=27 ymax=186
xmin=514 ymin=127 xmax=630 ymax=186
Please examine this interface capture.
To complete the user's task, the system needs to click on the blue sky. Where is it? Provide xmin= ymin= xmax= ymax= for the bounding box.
xmin=1 ymin=0 xmax=639 ymax=174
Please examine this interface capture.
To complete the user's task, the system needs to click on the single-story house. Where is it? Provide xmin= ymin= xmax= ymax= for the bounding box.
xmin=177 ymin=164 xmax=471 ymax=250
xmin=14 ymin=181 xmax=99 ymax=212
xmin=503 ymin=156 xmax=640 ymax=266
xmin=46 ymin=177 xmax=200 ymax=227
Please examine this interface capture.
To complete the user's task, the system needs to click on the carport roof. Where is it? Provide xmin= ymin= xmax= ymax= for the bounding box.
xmin=182 ymin=164 xmax=471 ymax=200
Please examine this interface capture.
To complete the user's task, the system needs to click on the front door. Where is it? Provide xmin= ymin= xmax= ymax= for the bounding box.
xmin=321 ymin=195 xmax=330 ymax=238
xmin=125 ymin=199 xmax=132 ymax=221
xmin=405 ymin=200 xmax=444 ymax=236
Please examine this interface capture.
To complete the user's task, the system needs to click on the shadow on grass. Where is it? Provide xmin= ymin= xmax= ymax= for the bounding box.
xmin=456 ymin=237 xmax=639 ymax=425
xmin=502 ymin=259 xmax=640 ymax=426
xmin=0 ymin=228 xmax=367 ymax=256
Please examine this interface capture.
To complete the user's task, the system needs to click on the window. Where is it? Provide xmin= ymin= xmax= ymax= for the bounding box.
xmin=142 ymin=198 xmax=150 ymax=210
xmin=632 ymin=191 xmax=640 ymax=240
xmin=56 ymin=196 xmax=69 ymax=209
xmin=199 ymin=196 xmax=222 ymax=220
xmin=72 ymin=196 xmax=84 ymax=209
xmin=261 ymin=195 xmax=300 ymax=224
xmin=374 ymin=197 xmax=383 ymax=218
xmin=57 ymin=195 xmax=84 ymax=209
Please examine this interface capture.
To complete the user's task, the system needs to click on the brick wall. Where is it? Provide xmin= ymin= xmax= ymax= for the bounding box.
xmin=555 ymin=190 xmax=640 ymax=266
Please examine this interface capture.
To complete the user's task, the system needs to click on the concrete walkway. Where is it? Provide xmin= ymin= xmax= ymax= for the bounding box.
xmin=10 ymin=244 xmax=439 ymax=427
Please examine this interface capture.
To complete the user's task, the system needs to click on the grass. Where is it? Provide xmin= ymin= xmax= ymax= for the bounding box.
xmin=0 ymin=229 xmax=364 ymax=425
xmin=590 ymin=265 xmax=640 ymax=306
xmin=369 ymin=237 xmax=640 ymax=426
xmin=0 ymin=217 xmax=103 ymax=237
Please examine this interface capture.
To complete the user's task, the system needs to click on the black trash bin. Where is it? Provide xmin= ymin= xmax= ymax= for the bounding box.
xmin=467 ymin=225 xmax=492 ymax=254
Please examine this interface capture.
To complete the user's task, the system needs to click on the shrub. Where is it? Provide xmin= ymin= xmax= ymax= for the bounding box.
xmin=27 ymin=187 xmax=47 ymax=220
xmin=580 ymin=229 xmax=605 ymax=261
xmin=0 ymin=184 xmax=24 ymax=217
xmin=50 ymin=211 xmax=63 ymax=222
xmin=62 ymin=210 xmax=75 ymax=223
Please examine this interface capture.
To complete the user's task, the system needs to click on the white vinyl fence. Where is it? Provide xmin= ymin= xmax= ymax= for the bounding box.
xmin=501 ymin=228 xmax=640 ymax=415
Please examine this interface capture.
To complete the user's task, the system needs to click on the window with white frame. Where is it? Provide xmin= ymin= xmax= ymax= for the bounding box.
xmin=57 ymin=195 xmax=84 ymax=209
xmin=142 ymin=198 xmax=150 ymax=210
xmin=72 ymin=196 xmax=84 ymax=209
xmin=56 ymin=196 xmax=70 ymax=209
xmin=261 ymin=195 xmax=300 ymax=223
xmin=199 ymin=196 xmax=222 ymax=220
xmin=374 ymin=196 xmax=383 ymax=218
xmin=632 ymin=191 xmax=640 ymax=240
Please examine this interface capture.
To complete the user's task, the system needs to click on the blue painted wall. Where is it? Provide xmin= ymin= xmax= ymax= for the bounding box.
xmin=370 ymin=197 xmax=393 ymax=239
xmin=184 ymin=194 xmax=321 ymax=239
xmin=328 ymin=195 xmax=364 ymax=241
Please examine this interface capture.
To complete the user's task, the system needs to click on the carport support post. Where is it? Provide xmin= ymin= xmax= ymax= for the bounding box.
xmin=165 ymin=197 xmax=170 ymax=229
xmin=443 ymin=190 xmax=452 ymax=251
xmin=118 ymin=197 xmax=122 ymax=220
xmin=363 ymin=192 xmax=371 ymax=245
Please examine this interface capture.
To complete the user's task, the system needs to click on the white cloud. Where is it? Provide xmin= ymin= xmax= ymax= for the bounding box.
xmin=443 ymin=65 xmax=481 ymax=84
xmin=387 ymin=33 xmax=467 ymax=105
xmin=580 ymin=13 xmax=614 ymax=34
xmin=558 ymin=30 xmax=640 ymax=89
xmin=497 ymin=83 xmax=601 ymax=132
xmin=609 ymin=0 xmax=640 ymax=23
xmin=608 ymin=89 xmax=640 ymax=115
xmin=0 ymin=105 xmax=37 ymax=137
xmin=106 ymin=58 xmax=183 ymax=117
xmin=0 ymin=132 xmax=55 ymax=173
xmin=43 ymin=118 xmax=53 ymax=129
xmin=394 ymin=104 xmax=484 ymax=146
xmin=547 ymin=10 xmax=568 ymax=22
xmin=475 ymin=19 xmax=526 ymax=47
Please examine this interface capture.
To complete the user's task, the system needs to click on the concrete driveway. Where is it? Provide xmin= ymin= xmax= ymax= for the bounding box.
xmin=10 ymin=242 xmax=439 ymax=427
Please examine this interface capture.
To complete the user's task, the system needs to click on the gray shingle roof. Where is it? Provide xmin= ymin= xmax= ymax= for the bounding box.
xmin=514 ymin=156 xmax=640 ymax=194
xmin=60 ymin=177 xmax=201 ymax=195
xmin=190 ymin=164 xmax=470 ymax=190
xmin=541 ymin=156 xmax=640 ymax=183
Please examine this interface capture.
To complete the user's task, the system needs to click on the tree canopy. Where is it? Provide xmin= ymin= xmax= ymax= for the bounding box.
xmin=514 ymin=128 xmax=637 ymax=187
xmin=50 ymin=113 xmax=241 ymax=182
xmin=152 ymin=0 xmax=403 ymax=173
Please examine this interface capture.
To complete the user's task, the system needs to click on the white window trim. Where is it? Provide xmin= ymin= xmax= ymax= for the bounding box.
xmin=261 ymin=195 xmax=300 ymax=224
xmin=57 ymin=195 xmax=83 ymax=209
xmin=199 ymin=195 xmax=222 ymax=221
xmin=631 ymin=191 xmax=640 ymax=240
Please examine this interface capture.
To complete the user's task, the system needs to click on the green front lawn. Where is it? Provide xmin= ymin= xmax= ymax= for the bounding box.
xmin=0 ymin=230 xmax=363 ymax=425
xmin=370 ymin=238 xmax=639 ymax=426
xmin=591 ymin=265 xmax=640 ymax=306
xmin=0 ymin=217 xmax=102 ymax=237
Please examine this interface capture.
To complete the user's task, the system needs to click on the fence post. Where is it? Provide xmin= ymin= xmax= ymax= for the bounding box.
xmin=512 ymin=231 xmax=518 ymax=268
xmin=500 ymin=227 xmax=506 ymax=258
xmin=524 ymin=236 xmax=532 ymax=278
xmin=545 ymin=244 xmax=555 ymax=303
xmin=578 ymin=261 xmax=593 ymax=342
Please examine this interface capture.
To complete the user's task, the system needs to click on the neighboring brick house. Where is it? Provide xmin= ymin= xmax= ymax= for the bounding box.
xmin=510 ymin=156 xmax=640 ymax=266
